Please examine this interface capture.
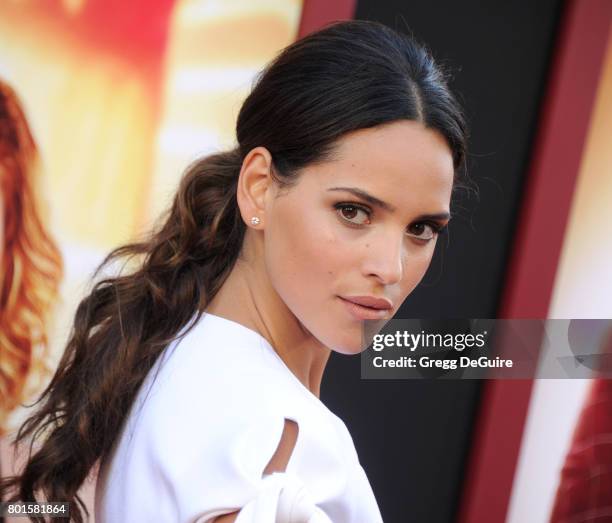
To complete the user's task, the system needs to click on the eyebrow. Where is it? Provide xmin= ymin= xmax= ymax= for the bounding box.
xmin=327 ymin=186 xmax=451 ymax=221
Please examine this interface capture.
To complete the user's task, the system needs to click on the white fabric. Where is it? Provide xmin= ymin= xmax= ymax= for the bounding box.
xmin=232 ymin=472 xmax=332 ymax=523
xmin=94 ymin=312 xmax=383 ymax=522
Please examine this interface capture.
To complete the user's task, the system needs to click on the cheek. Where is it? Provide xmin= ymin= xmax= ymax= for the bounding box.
xmin=264 ymin=205 xmax=342 ymax=309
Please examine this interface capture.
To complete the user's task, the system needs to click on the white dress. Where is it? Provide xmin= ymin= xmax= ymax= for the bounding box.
xmin=94 ymin=312 xmax=384 ymax=523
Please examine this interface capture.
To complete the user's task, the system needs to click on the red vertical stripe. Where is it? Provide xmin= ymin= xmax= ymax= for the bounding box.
xmin=457 ymin=1 xmax=612 ymax=522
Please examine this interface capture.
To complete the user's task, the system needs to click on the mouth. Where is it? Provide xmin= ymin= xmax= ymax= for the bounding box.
xmin=338 ymin=295 xmax=393 ymax=321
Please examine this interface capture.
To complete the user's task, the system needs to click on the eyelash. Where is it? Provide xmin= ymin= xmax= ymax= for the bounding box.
xmin=333 ymin=202 xmax=447 ymax=242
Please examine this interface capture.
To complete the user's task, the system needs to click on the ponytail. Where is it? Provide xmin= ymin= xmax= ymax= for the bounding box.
xmin=0 ymin=148 xmax=245 ymax=522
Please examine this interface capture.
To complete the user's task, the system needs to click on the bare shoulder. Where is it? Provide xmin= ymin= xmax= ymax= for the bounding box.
xmin=212 ymin=512 xmax=239 ymax=522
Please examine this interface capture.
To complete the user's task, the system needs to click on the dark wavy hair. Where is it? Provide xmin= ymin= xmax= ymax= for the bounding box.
xmin=0 ymin=20 xmax=468 ymax=522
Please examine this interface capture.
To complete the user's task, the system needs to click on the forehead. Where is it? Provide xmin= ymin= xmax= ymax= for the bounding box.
xmin=301 ymin=120 xmax=454 ymax=212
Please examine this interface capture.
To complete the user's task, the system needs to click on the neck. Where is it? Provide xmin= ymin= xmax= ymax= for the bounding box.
xmin=205 ymin=240 xmax=331 ymax=398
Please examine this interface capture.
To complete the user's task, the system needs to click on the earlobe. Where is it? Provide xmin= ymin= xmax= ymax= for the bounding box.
xmin=236 ymin=146 xmax=274 ymax=228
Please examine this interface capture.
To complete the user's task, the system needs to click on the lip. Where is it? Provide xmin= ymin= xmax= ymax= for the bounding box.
xmin=338 ymin=295 xmax=393 ymax=321
xmin=341 ymin=295 xmax=393 ymax=310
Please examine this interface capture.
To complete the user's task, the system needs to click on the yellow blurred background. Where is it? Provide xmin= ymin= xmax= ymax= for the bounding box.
xmin=0 ymin=8 xmax=303 ymax=511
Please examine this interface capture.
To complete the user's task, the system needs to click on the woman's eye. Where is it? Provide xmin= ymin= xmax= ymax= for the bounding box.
xmin=406 ymin=223 xmax=438 ymax=241
xmin=336 ymin=204 xmax=371 ymax=225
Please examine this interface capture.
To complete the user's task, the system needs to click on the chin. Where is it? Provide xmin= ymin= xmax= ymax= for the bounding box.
xmin=325 ymin=331 xmax=368 ymax=356
xmin=329 ymin=317 xmax=395 ymax=355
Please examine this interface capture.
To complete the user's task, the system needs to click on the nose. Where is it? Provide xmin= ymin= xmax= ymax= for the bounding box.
xmin=362 ymin=231 xmax=404 ymax=285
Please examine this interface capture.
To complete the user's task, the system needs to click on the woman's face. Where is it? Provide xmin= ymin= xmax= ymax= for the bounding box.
xmin=263 ymin=120 xmax=455 ymax=354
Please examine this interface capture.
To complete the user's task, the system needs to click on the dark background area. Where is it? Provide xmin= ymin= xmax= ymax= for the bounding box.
xmin=321 ymin=1 xmax=564 ymax=522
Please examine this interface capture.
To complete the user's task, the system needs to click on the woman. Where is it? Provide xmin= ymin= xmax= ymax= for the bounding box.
xmin=0 ymin=79 xmax=63 ymax=436
xmin=0 ymin=20 xmax=467 ymax=522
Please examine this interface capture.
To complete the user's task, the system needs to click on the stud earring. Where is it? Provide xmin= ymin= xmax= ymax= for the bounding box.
xmin=250 ymin=216 xmax=260 ymax=226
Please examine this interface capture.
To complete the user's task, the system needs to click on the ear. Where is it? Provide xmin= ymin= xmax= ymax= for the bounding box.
xmin=236 ymin=146 xmax=274 ymax=229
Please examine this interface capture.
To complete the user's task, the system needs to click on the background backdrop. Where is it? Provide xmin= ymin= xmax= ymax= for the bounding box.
xmin=1 ymin=1 xmax=611 ymax=522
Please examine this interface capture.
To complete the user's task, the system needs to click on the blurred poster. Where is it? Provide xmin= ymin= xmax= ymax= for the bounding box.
xmin=548 ymin=32 xmax=612 ymax=318
xmin=0 ymin=0 xmax=302 ymax=437
xmin=508 ymin=32 xmax=612 ymax=523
